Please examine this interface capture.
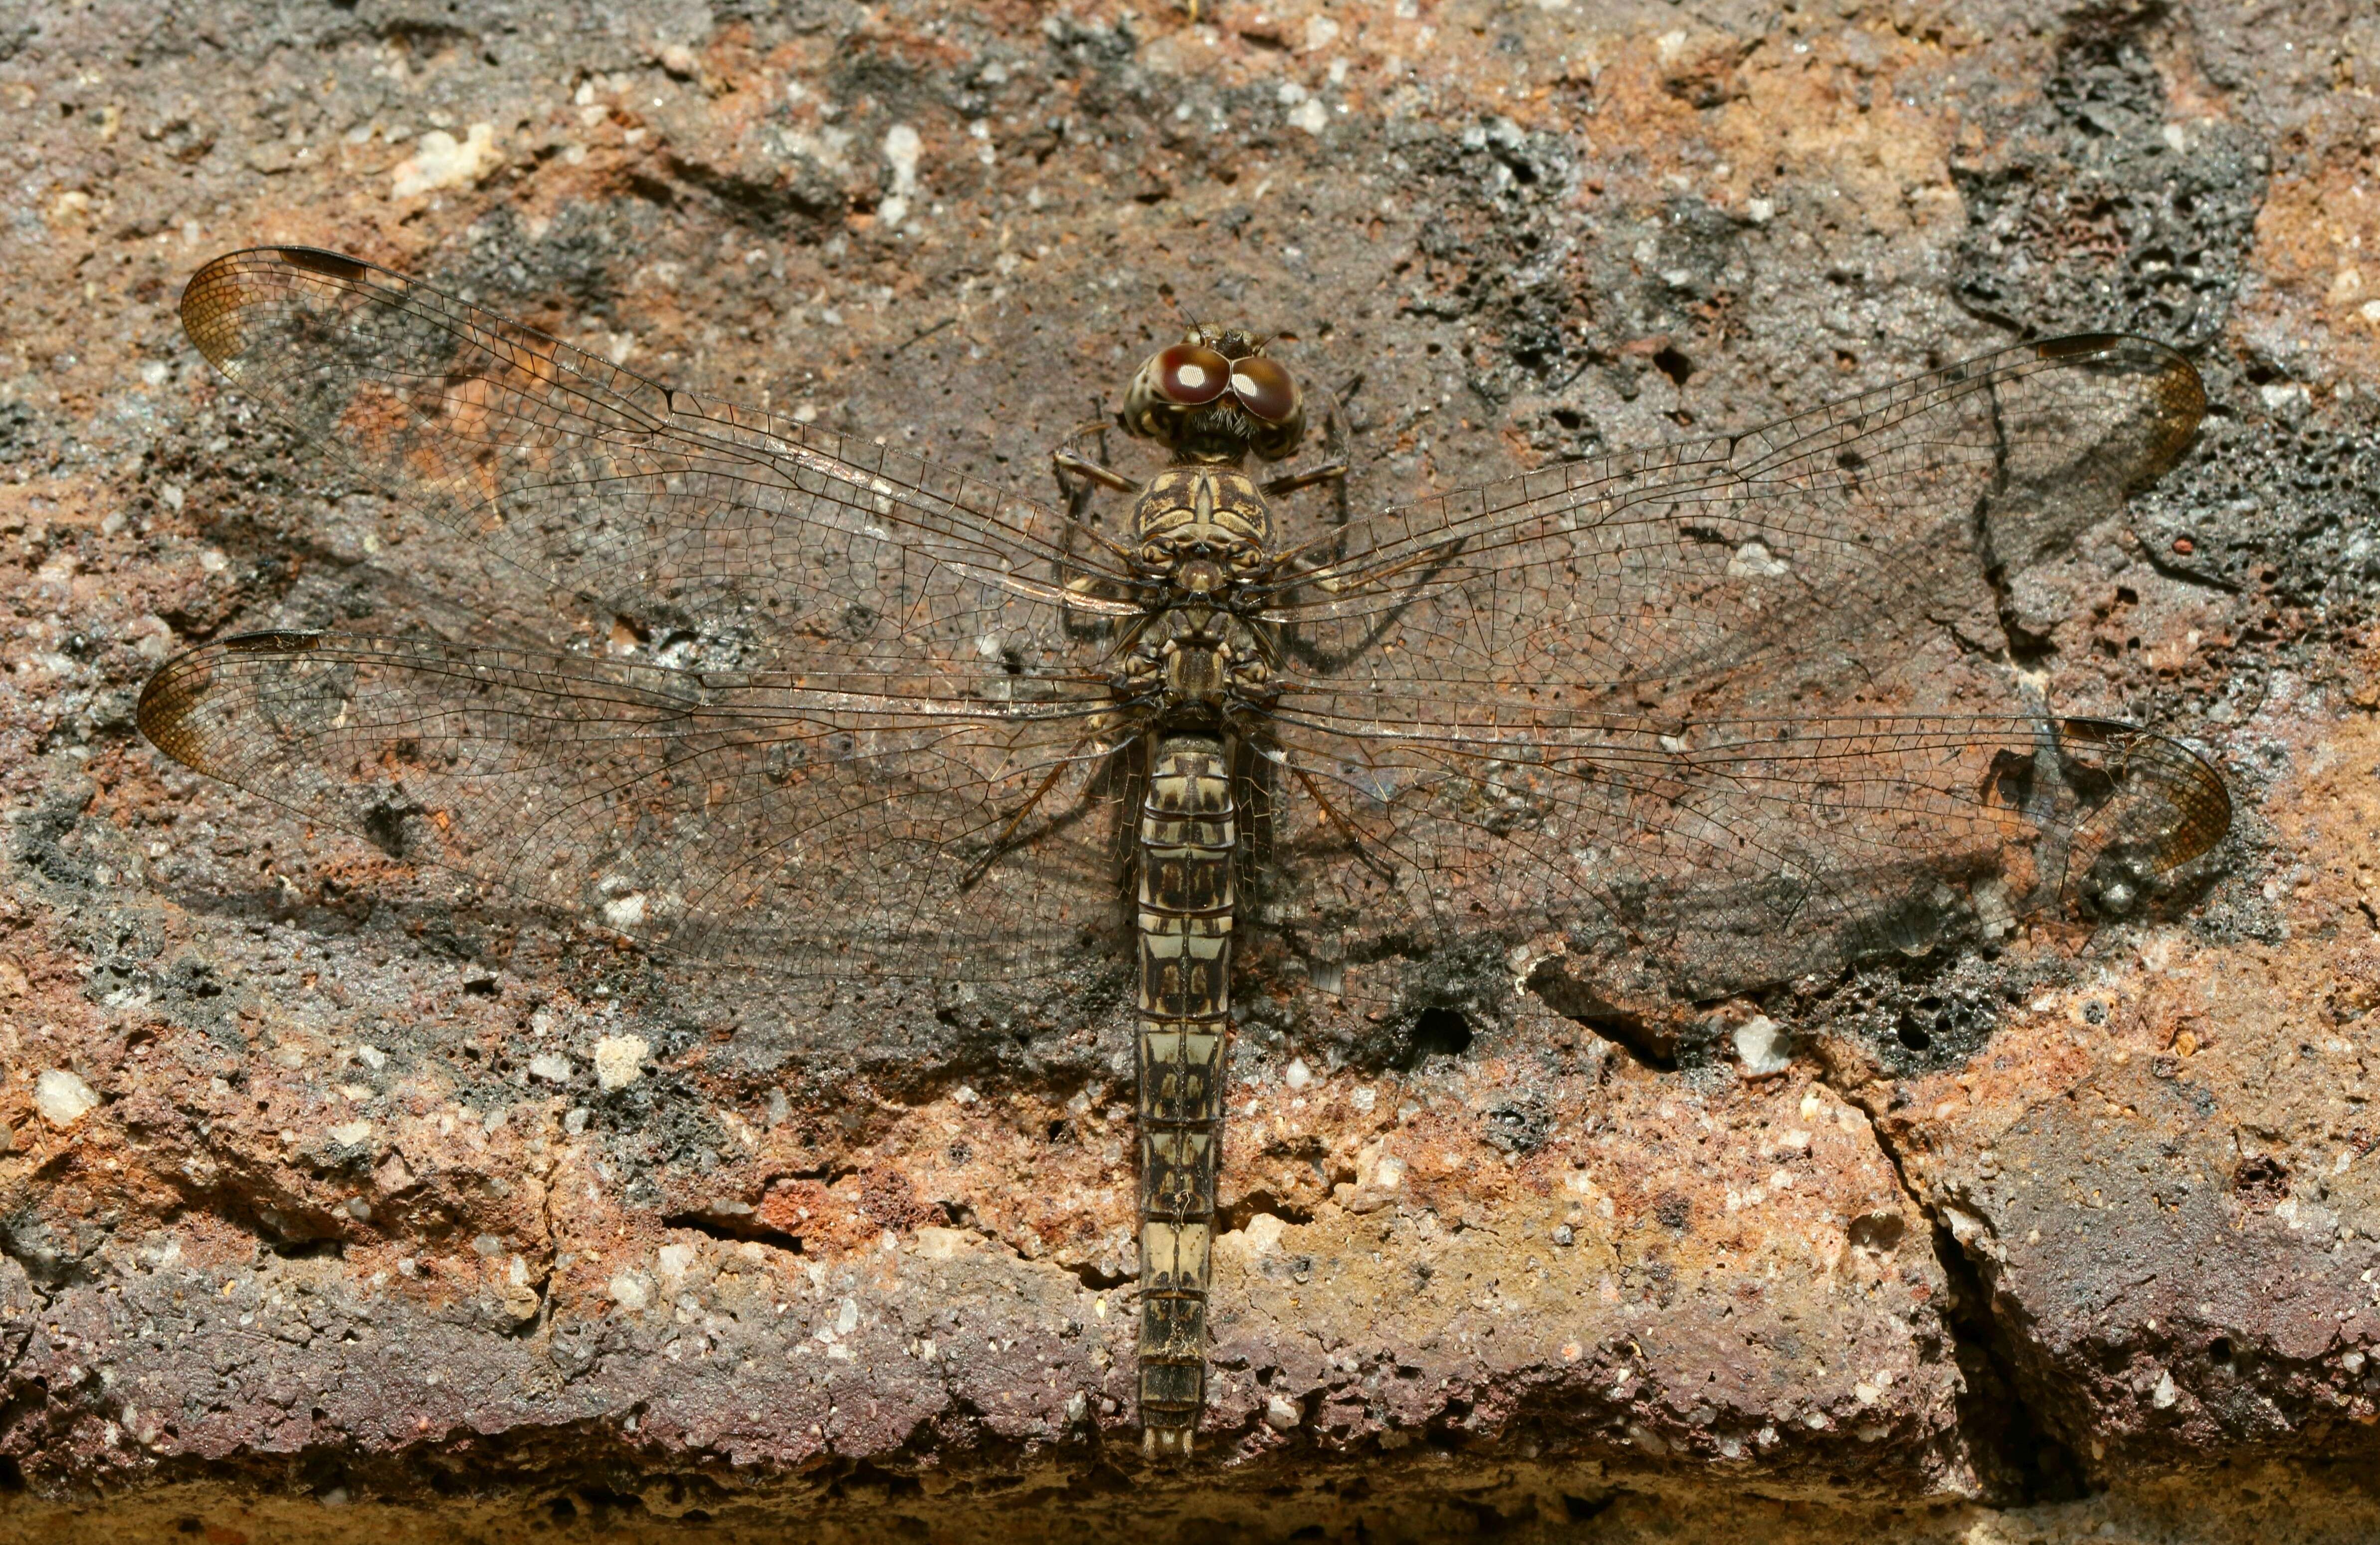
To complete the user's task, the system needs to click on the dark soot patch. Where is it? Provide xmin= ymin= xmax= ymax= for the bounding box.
xmin=1407 ymin=1006 xmax=1474 ymax=1064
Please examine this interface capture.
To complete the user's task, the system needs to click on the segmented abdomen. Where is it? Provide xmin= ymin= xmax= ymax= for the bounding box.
xmin=1135 ymin=733 xmax=1233 ymax=1458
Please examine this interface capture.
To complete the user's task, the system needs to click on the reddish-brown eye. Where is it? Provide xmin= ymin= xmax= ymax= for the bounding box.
xmin=1228 ymin=355 xmax=1298 ymax=423
xmin=1154 ymin=344 xmax=1230 ymax=406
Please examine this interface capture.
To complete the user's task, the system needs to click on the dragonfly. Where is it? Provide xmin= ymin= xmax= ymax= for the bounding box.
xmin=139 ymin=247 xmax=2232 ymax=1457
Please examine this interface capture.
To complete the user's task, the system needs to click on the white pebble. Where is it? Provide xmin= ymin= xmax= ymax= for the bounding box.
xmin=34 ymin=1070 xmax=98 ymax=1127
xmin=1733 ymin=1015 xmax=1791 ymax=1076
xmin=593 ymin=1035 xmax=649 ymax=1091
xmin=390 ymin=124 xmax=498 ymax=199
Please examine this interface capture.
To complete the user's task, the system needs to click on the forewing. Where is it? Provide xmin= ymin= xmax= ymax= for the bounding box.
xmin=138 ymin=633 xmax=1136 ymax=980
xmin=177 ymin=246 xmax=1138 ymax=685
xmin=1258 ymin=335 xmax=2204 ymax=714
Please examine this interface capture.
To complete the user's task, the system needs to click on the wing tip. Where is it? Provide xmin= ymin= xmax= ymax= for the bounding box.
xmin=2136 ymin=739 xmax=2232 ymax=873
xmin=2162 ymin=741 xmax=2234 ymax=871
xmin=2030 ymin=330 xmax=2195 ymax=381
xmin=185 ymin=245 xmax=377 ymax=284
xmin=2030 ymin=332 xmax=2206 ymax=476
xmin=135 ymin=646 xmax=212 ymax=770
xmin=271 ymin=246 xmax=373 ymax=280
xmin=179 ymin=247 xmax=389 ymax=368
xmin=218 ymin=629 xmax=329 ymax=654
xmin=137 ymin=632 xmax=326 ymax=772
xmin=2059 ymin=716 xmax=2234 ymax=875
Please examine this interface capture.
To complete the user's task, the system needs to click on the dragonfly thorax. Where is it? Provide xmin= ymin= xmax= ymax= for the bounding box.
xmin=1163 ymin=632 xmax=1231 ymax=707
xmin=1131 ymin=466 xmax=1275 ymax=603
xmin=1118 ymin=609 xmax=1275 ymax=723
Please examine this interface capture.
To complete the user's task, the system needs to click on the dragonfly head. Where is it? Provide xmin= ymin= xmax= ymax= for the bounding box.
xmin=1122 ymin=326 xmax=1306 ymax=463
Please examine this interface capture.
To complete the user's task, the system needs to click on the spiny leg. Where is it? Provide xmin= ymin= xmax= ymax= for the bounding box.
xmin=1291 ymin=761 xmax=1397 ymax=883
xmin=960 ymin=747 xmax=1096 ymax=890
xmin=1051 ymin=403 xmax=1135 ymax=511
xmin=1260 ymin=370 xmax=1359 ymax=536
xmin=1050 ymin=405 xmax=1143 ymax=615
xmin=1258 ymin=460 xmax=1347 ymax=498
xmin=1056 ymin=447 xmax=1140 ymax=496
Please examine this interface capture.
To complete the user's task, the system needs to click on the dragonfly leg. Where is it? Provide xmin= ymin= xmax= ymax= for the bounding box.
xmin=1051 ymin=407 xmax=1136 ymax=506
xmin=1052 ymin=447 xmax=1140 ymax=495
xmin=959 ymin=752 xmax=1090 ymax=890
xmin=1258 ymin=459 xmax=1347 ymax=498
xmin=1050 ymin=407 xmax=1147 ymax=619
xmin=1291 ymin=763 xmax=1397 ymax=882
xmin=1261 ymin=371 xmax=1360 ymax=546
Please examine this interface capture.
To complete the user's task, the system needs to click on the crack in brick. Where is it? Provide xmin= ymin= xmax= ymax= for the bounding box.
xmin=1828 ymin=1067 xmax=2084 ymax=1506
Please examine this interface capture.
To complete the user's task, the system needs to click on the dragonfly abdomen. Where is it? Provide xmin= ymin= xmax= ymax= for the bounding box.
xmin=1135 ymin=732 xmax=1234 ymax=1458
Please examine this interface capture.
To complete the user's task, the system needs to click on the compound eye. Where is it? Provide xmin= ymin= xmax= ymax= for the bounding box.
xmin=1153 ymin=344 xmax=1231 ymax=406
xmin=1228 ymin=355 xmax=1299 ymax=424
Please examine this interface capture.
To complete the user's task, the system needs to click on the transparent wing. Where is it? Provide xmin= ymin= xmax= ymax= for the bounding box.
xmin=159 ymin=248 xmax=1144 ymax=976
xmin=1251 ymin=707 xmax=2229 ymax=1002
xmin=1243 ymin=335 xmax=2221 ymax=997
xmin=177 ymin=246 xmax=1139 ymax=682
xmin=1257 ymin=334 xmax=2204 ymax=712
xmin=138 ymin=632 xmax=1138 ymax=981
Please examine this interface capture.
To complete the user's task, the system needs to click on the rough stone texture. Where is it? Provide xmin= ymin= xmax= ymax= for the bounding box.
xmin=0 ymin=0 xmax=2376 ymax=1538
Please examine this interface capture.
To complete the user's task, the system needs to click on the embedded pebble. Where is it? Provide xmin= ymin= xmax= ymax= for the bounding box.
xmin=34 ymin=1070 xmax=98 ymax=1127
xmin=594 ymin=1036 xmax=649 ymax=1091
xmin=391 ymin=124 xmax=498 ymax=198
xmin=1733 ymin=1016 xmax=1792 ymax=1076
